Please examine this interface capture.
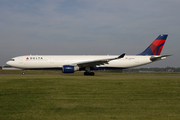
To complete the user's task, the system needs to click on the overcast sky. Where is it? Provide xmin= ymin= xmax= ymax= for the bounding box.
xmin=0 ymin=0 xmax=179 ymax=67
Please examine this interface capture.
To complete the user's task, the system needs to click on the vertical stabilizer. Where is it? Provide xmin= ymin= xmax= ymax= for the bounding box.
xmin=139 ymin=34 xmax=168 ymax=55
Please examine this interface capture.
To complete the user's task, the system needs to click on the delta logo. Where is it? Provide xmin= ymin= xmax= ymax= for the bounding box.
xmin=26 ymin=57 xmax=43 ymax=60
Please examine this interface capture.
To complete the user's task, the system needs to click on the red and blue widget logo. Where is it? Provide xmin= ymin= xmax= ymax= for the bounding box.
xmin=139 ymin=35 xmax=168 ymax=55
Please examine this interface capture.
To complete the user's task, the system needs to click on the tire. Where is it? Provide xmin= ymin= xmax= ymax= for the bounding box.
xmin=91 ymin=72 xmax=95 ymax=76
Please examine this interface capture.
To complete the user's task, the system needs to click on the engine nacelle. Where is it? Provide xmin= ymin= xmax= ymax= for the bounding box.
xmin=62 ymin=65 xmax=79 ymax=73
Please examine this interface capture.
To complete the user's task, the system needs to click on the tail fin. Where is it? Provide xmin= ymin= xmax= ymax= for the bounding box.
xmin=138 ymin=34 xmax=168 ymax=55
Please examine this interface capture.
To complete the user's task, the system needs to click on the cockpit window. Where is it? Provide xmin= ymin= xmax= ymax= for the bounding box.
xmin=10 ymin=59 xmax=15 ymax=61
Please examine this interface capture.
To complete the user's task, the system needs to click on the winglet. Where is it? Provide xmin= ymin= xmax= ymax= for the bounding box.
xmin=118 ymin=53 xmax=125 ymax=58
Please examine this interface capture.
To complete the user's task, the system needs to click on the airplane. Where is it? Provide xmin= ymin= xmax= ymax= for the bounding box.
xmin=6 ymin=34 xmax=171 ymax=76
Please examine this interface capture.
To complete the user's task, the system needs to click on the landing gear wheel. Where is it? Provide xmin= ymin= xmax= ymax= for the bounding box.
xmin=84 ymin=72 xmax=95 ymax=76
xmin=91 ymin=72 xmax=95 ymax=76
xmin=84 ymin=72 xmax=87 ymax=76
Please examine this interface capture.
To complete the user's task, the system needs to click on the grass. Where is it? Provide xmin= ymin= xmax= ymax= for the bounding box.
xmin=0 ymin=70 xmax=180 ymax=119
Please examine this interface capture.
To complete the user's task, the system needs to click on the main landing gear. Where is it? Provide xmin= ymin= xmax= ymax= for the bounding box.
xmin=84 ymin=71 xmax=95 ymax=76
xmin=84 ymin=67 xmax=95 ymax=76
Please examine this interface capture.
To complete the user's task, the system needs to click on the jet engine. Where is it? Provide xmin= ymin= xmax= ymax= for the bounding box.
xmin=62 ymin=65 xmax=79 ymax=73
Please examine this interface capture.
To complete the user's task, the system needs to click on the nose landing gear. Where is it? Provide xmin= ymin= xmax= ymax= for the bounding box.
xmin=22 ymin=70 xmax=25 ymax=75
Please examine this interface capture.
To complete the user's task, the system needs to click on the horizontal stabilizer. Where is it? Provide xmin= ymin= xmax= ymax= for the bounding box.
xmin=150 ymin=55 xmax=172 ymax=62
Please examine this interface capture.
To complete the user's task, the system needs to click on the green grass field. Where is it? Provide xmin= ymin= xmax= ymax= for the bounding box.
xmin=0 ymin=70 xmax=180 ymax=120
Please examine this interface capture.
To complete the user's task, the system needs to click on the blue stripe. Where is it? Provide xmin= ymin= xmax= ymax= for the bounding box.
xmin=138 ymin=46 xmax=153 ymax=55
xmin=23 ymin=67 xmax=62 ymax=70
xmin=156 ymin=35 xmax=168 ymax=40
xmin=93 ymin=67 xmax=127 ymax=70
xmin=22 ymin=67 xmax=127 ymax=71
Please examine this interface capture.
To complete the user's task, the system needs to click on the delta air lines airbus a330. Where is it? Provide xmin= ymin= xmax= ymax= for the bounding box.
xmin=6 ymin=34 xmax=171 ymax=75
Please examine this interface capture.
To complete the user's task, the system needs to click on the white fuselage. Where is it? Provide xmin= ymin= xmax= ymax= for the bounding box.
xmin=6 ymin=55 xmax=152 ymax=70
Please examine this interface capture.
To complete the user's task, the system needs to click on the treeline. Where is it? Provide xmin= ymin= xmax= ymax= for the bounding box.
xmin=124 ymin=67 xmax=180 ymax=73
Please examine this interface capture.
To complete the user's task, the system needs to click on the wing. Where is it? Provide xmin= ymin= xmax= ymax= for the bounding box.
xmin=73 ymin=53 xmax=125 ymax=68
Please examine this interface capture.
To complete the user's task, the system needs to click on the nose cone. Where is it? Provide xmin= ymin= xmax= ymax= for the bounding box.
xmin=6 ymin=60 xmax=15 ymax=66
xmin=6 ymin=61 xmax=11 ymax=66
xmin=6 ymin=58 xmax=15 ymax=66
